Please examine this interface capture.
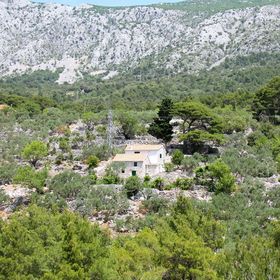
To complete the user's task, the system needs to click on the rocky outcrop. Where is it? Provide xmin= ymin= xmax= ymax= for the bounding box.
xmin=0 ymin=1 xmax=279 ymax=83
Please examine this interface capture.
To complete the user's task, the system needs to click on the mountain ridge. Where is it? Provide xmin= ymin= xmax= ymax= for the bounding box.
xmin=0 ymin=0 xmax=279 ymax=83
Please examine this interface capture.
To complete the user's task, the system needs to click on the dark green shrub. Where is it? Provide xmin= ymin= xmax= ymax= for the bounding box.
xmin=124 ymin=176 xmax=143 ymax=197
xmin=13 ymin=166 xmax=48 ymax=192
xmin=0 ymin=163 xmax=18 ymax=184
xmin=165 ymin=162 xmax=175 ymax=172
xmin=48 ymin=171 xmax=87 ymax=198
xmin=252 ymin=76 xmax=280 ymax=124
xmin=22 ymin=141 xmax=48 ymax=167
xmin=116 ymin=111 xmax=139 ymax=139
xmin=144 ymin=175 xmax=151 ymax=183
xmin=171 ymin=149 xmax=184 ymax=165
xmin=221 ymin=146 xmax=277 ymax=177
xmin=100 ymin=167 xmax=122 ymax=185
xmin=83 ymin=144 xmax=112 ymax=161
xmin=143 ymin=175 xmax=151 ymax=188
xmin=181 ymin=155 xmax=201 ymax=173
xmin=86 ymin=155 xmax=100 ymax=169
xmin=150 ymin=177 xmax=165 ymax=190
xmin=163 ymin=183 xmax=175 ymax=190
xmin=195 ymin=159 xmax=236 ymax=194
xmin=214 ymin=106 xmax=252 ymax=133
xmin=59 ymin=137 xmax=70 ymax=152
xmin=87 ymin=171 xmax=97 ymax=184
xmin=174 ymin=178 xmax=194 ymax=190
xmin=31 ymin=192 xmax=67 ymax=211
xmin=0 ymin=205 xmax=110 ymax=279
xmin=247 ymin=131 xmax=268 ymax=147
xmin=76 ymin=186 xmax=129 ymax=216
xmin=142 ymin=195 xmax=169 ymax=214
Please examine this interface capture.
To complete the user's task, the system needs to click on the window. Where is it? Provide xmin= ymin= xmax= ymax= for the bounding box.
xmin=132 ymin=171 xmax=137 ymax=176
xmin=134 ymin=151 xmax=140 ymax=154
xmin=160 ymin=154 xmax=162 ymax=159
xmin=121 ymin=169 xmax=125 ymax=173
xmin=134 ymin=162 xmax=138 ymax=167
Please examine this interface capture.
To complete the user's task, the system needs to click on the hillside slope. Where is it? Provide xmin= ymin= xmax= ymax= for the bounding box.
xmin=0 ymin=0 xmax=279 ymax=83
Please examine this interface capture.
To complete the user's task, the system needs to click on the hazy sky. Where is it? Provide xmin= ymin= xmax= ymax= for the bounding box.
xmin=33 ymin=0 xmax=182 ymax=6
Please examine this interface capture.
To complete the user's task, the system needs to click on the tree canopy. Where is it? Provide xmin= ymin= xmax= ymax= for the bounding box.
xmin=173 ymin=101 xmax=224 ymax=152
xmin=148 ymin=98 xmax=174 ymax=144
xmin=22 ymin=141 xmax=48 ymax=167
xmin=252 ymin=76 xmax=280 ymax=124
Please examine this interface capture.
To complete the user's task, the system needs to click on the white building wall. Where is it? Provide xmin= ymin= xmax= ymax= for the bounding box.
xmin=125 ymin=150 xmax=149 ymax=156
xmin=145 ymin=164 xmax=158 ymax=176
xmin=147 ymin=148 xmax=166 ymax=173
xmin=125 ymin=148 xmax=165 ymax=163
xmin=119 ymin=146 xmax=167 ymax=178
xmin=119 ymin=161 xmax=145 ymax=178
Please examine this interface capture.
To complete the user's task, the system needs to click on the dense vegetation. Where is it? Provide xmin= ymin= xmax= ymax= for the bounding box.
xmin=0 ymin=56 xmax=280 ymax=278
xmin=1 ymin=197 xmax=280 ymax=279
xmin=1 ymin=53 xmax=280 ymax=111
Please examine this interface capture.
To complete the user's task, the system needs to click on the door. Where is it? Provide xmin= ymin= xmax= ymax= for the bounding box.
xmin=132 ymin=171 xmax=137 ymax=176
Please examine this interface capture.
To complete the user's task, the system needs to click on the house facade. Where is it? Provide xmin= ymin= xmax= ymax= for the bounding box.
xmin=112 ymin=144 xmax=166 ymax=178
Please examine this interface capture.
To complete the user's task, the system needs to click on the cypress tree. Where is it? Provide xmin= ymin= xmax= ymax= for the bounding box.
xmin=148 ymin=98 xmax=174 ymax=144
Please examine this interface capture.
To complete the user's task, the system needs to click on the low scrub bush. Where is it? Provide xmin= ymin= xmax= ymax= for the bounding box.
xmin=164 ymin=162 xmax=175 ymax=172
xmin=124 ymin=176 xmax=143 ymax=197
xmin=76 ymin=186 xmax=129 ymax=217
xmin=58 ymin=137 xmax=70 ymax=153
xmin=221 ymin=146 xmax=277 ymax=177
xmin=174 ymin=178 xmax=194 ymax=190
xmin=83 ymin=144 xmax=112 ymax=161
xmin=171 ymin=149 xmax=184 ymax=165
xmin=86 ymin=155 xmax=100 ymax=169
xmin=150 ymin=177 xmax=165 ymax=190
xmin=195 ymin=159 xmax=236 ymax=194
xmin=31 ymin=192 xmax=67 ymax=211
xmin=0 ymin=163 xmax=18 ymax=184
xmin=100 ymin=166 xmax=122 ymax=185
xmin=142 ymin=195 xmax=170 ymax=214
xmin=13 ymin=166 xmax=48 ymax=192
xmin=181 ymin=153 xmax=204 ymax=173
xmin=48 ymin=171 xmax=88 ymax=199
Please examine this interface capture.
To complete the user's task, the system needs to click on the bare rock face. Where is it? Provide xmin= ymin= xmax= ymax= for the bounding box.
xmin=0 ymin=0 xmax=30 ymax=7
xmin=0 ymin=184 xmax=31 ymax=215
xmin=0 ymin=2 xmax=279 ymax=83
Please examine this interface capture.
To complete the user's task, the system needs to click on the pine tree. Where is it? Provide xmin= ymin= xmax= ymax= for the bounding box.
xmin=148 ymin=98 xmax=173 ymax=144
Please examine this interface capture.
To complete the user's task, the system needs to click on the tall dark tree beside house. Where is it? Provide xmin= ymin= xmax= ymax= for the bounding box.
xmin=148 ymin=98 xmax=174 ymax=144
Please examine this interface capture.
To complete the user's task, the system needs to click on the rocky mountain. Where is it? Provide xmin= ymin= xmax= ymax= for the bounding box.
xmin=0 ymin=0 xmax=279 ymax=83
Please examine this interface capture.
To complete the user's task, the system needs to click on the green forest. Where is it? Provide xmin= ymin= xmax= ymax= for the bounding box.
xmin=0 ymin=52 xmax=280 ymax=279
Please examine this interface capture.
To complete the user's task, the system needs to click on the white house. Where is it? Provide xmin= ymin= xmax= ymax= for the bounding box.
xmin=112 ymin=144 xmax=166 ymax=178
